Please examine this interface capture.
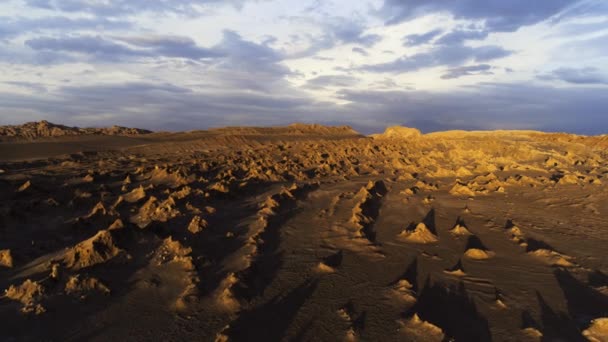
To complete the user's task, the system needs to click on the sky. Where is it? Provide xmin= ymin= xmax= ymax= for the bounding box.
xmin=0 ymin=0 xmax=607 ymax=134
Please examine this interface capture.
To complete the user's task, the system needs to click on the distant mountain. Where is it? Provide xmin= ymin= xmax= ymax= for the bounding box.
xmin=0 ymin=121 xmax=153 ymax=141
xmin=207 ymin=123 xmax=361 ymax=136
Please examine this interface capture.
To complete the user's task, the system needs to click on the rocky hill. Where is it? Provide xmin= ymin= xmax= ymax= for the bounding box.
xmin=207 ymin=123 xmax=361 ymax=137
xmin=0 ymin=121 xmax=153 ymax=141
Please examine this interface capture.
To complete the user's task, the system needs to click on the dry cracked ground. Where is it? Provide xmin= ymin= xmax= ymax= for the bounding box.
xmin=0 ymin=123 xmax=607 ymax=341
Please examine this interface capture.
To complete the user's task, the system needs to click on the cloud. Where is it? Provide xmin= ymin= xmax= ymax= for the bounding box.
xmin=377 ymin=0 xmax=574 ymax=32
xmin=441 ymin=64 xmax=493 ymax=79
xmin=23 ymin=0 xmax=257 ymax=16
xmin=560 ymin=33 xmax=608 ymax=58
xmin=212 ymin=30 xmax=293 ymax=90
xmin=0 ymin=16 xmax=132 ymax=39
xmin=16 ymin=30 xmax=290 ymax=96
xmin=399 ymin=118 xmax=484 ymax=132
xmin=336 ymin=83 xmax=608 ymax=134
xmin=434 ymin=28 xmax=489 ymax=45
xmin=25 ymin=36 xmax=149 ymax=61
xmin=217 ymin=30 xmax=283 ymax=65
xmin=0 ymin=81 xmax=340 ymax=130
xmin=538 ymin=67 xmax=607 ymax=84
xmin=327 ymin=17 xmax=381 ymax=46
xmin=3 ymin=81 xmax=48 ymax=93
xmin=285 ymin=16 xmax=381 ymax=58
xmin=115 ymin=35 xmax=224 ymax=59
xmin=22 ymin=30 xmax=287 ymax=67
xmin=403 ymin=29 xmax=443 ymax=46
xmin=2 ymin=81 xmax=608 ymax=135
xmin=360 ymin=44 xmax=510 ymax=73
xmin=362 ymin=24 xmax=510 ymax=75
xmin=352 ymin=47 xmax=368 ymax=56
xmin=550 ymin=0 xmax=608 ymax=24
xmin=0 ymin=44 xmax=77 ymax=65
xmin=305 ymin=75 xmax=359 ymax=89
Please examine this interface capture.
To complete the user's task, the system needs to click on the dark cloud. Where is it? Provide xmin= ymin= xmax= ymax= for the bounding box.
xmin=441 ymin=64 xmax=492 ymax=79
xmin=25 ymin=36 xmax=149 ymax=61
xmin=401 ymin=118 xmax=484 ymax=132
xmin=538 ymin=67 xmax=607 ymax=84
xmin=3 ymin=81 xmax=608 ymax=135
xmin=403 ymin=29 xmax=443 ymax=46
xmin=378 ymin=0 xmax=574 ymax=32
xmin=212 ymin=30 xmax=293 ymax=91
xmin=352 ymin=47 xmax=368 ymax=56
xmin=336 ymin=83 xmax=608 ymax=134
xmin=116 ymin=35 xmax=224 ymax=59
xmin=360 ymin=44 xmax=510 ymax=73
xmin=217 ymin=30 xmax=283 ymax=65
xmin=0 ymin=81 xmax=340 ymax=130
xmin=435 ymin=28 xmax=489 ymax=45
xmin=305 ymin=75 xmax=359 ymax=89
xmin=23 ymin=0 xmax=256 ymax=16
xmin=328 ymin=17 xmax=381 ymax=46
xmin=22 ymin=30 xmax=285 ymax=66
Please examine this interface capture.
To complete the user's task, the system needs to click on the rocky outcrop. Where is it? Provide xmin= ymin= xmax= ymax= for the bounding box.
xmin=0 ymin=120 xmax=152 ymax=140
xmin=371 ymin=126 xmax=422 ymax=139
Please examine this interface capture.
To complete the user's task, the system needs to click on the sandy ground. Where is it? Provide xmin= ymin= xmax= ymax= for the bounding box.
xmin=0 ymin=125 xmax=607 ymax=341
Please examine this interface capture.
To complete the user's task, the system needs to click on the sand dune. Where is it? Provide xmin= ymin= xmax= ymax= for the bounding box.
xmin=0 ymin=122 xmax=607 ymax=341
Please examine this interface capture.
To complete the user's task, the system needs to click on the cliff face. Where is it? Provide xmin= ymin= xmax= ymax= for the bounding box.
xmin=0 ymin=121 xmax=152 ymax=141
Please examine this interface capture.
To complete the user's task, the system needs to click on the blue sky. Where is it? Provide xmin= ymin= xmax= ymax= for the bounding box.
xmin=0 ymin=0 xmax=607 ymax=133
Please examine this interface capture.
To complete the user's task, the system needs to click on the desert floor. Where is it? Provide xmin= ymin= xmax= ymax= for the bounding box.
xmin=1 ymin=125 xmax=607 ymax=341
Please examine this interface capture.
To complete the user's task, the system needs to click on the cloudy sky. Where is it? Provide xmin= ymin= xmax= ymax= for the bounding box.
xmin=1 ymin=0 xmax=607 ymax=134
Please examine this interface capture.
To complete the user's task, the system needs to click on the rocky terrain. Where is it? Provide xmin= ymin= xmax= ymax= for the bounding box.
xmin=0 ymin=121 xmax=152 ymax=141
xmin=0 ymin=123 xmax=607 ymax=341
